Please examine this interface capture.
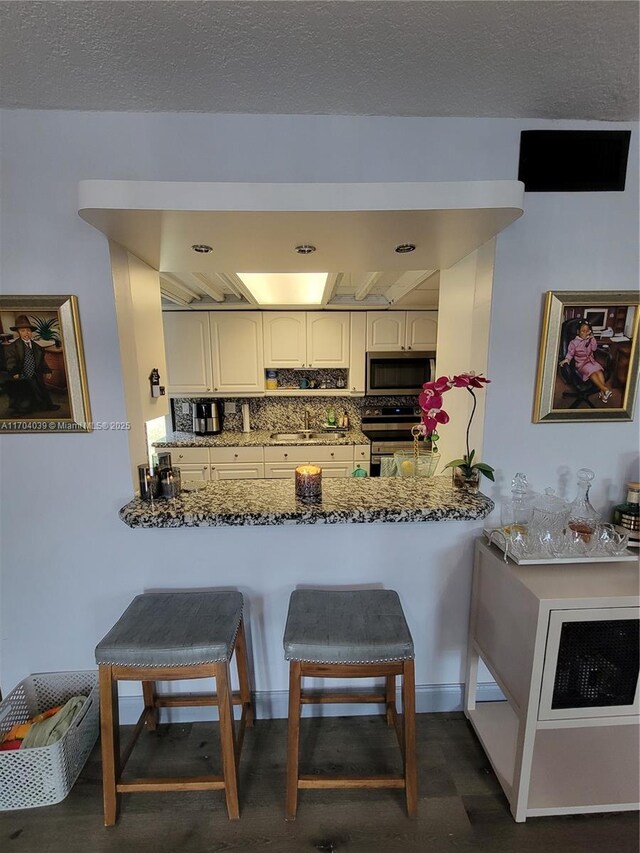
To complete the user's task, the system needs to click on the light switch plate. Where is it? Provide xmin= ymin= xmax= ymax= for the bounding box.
xmin=224 ymin=402 xmax=237 ymax=414
xmin=181 ymin=403 xmax=190 ymax=415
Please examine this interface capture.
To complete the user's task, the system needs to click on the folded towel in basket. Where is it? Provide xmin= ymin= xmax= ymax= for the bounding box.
xmin=21 ymin=696 xmax=86 ymax=749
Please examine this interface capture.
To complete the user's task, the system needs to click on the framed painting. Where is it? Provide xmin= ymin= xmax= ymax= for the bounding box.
xmin=533 ymin=290 xmax=639 ymax=423
xmin=0 ymin=295 xmax=91 ymax=433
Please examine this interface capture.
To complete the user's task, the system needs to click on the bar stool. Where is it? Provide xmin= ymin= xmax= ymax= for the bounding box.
xmin=283 ymin=588 xmax=417 ymax=819
xmin=95 ymin=591 xmax=254 ymax=825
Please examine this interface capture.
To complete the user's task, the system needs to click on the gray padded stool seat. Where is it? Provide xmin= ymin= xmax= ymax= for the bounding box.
xmin=284 ymin=589 xmax=414 ymax=663
xmin=283 ymin=588 xmax=417 ymax=820
xmin=95 ymin=590 xmax=254 ymax=826
xmin=95 ymin=591 xmax=244 ymax=667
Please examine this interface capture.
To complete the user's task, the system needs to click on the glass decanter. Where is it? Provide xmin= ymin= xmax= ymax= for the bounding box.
xmin=567 ymin=468 xmax=600 ymax=542
xmin=501 ymin=473 xmax=533 ymax=534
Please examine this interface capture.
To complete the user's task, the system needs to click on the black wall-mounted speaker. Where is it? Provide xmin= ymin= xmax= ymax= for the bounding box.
xmin=518 ymin=130 xmax=631 ymax=192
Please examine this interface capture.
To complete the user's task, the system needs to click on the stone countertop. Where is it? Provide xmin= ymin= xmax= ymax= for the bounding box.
xmin=119 ymin=475 xmax=494 ymax=528
xmin=153 ymin=429 xmax=370 ymax=448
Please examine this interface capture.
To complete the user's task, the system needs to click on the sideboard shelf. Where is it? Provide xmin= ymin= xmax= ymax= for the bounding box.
xmin=465 ymin=540 xmax=640 ymax=822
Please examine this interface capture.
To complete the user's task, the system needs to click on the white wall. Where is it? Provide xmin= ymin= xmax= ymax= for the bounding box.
xmin=1 ymin=112 xmax=638 ymax=713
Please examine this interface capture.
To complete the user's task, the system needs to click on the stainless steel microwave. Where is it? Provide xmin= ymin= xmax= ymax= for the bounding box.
xmin=366 ymin=351 xmax=436 ymax=396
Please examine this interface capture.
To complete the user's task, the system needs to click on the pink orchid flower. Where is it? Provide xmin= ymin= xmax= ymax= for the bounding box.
xmin=421 ymin=408 xmax=450 ymax=433
xmin=452 ymin=372 xmax=491 ymax=389
xmin=418 ymin=391 xmax=444 ymax=411
xmin=423 ymin=376 xmax=452 ymax=393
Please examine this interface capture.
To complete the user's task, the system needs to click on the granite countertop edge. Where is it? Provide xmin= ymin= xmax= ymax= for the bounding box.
xmin=119 ymin=476 xmax=495 ymax=529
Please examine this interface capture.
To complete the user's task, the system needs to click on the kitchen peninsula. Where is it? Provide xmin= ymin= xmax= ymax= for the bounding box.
xmin=119 ymin=474 xmax=494 ymax=527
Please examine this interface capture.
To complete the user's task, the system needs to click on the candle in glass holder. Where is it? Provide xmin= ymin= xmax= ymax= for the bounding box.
xmin=160 ymin=467 xmax=181 ymax=499
xmin=138 ymin=464 xmax=158 ymax=501
xmin=295 ymin=464 xmax=322 ymax=503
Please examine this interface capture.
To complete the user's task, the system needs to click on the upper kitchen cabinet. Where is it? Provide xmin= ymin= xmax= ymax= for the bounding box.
xmin=262 ymin=313 xmax=306 ymax=367
xmin=164 ymin=311 xmax=214 ymax=394
xmin=263 ymin=312 xmax=350 ymax=368
xmin=210 ymin=312 xmax=264 ymax=393
xmin=367 ymin=311 xmax=437 ymax=351
xmin=306 ymin=313 xmax=350 ymax=367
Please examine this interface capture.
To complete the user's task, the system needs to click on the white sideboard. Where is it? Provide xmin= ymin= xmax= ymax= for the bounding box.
xmin=465 ymin=539 xmax=639 ymax=822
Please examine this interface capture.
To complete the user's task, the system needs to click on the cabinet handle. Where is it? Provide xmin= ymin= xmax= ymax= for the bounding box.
xmin=203 ymin=466 xmax=207 ymax=471
xmin=401 ymin=345 xmax=405 ymax=350
xmin=407 ymin=346 xmax=412 ymax=350
xmin=179 ymin=454 xmax=184 ymax=459
xmin=234 ymin=453 xmax=239 ymax=458
xmin=330 ymin=452 xmax=335 ymax=457
xmin=207 ymin=387 xmax=211 ymax=391
xmin=284 ymin=453 xmax=288 ymax=458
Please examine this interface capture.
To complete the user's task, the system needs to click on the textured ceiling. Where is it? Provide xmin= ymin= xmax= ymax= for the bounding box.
xmin=1 ymin=1 xmax=637 ymax=119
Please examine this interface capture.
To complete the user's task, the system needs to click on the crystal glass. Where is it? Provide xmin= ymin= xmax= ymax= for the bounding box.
xmin=530 ymin=488 xmax=569 ymax=540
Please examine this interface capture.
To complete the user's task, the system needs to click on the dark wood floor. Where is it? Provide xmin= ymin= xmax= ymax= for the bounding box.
xmin=1 ymin=712 xmax=638 ymax=853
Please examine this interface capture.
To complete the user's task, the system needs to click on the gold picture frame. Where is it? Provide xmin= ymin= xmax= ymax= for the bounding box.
xmin=0 ymin=295 xmax=91 ymax=433
xmin=533 ymin=291 xmax=639 ymax=423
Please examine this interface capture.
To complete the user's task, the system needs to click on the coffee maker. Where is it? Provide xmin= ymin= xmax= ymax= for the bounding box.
xmin=192 ymin=401 xmax=223 ymax=435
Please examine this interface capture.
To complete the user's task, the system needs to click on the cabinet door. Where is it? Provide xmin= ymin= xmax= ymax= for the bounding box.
xmin=178 ymin=463 xmax=210 ymax=482
xmin=163 ymin=312 xmax=213 ymax=394
xmin=210 ymin=312 xmax=264 ymax=393
xmin=539 ymin=607 xmax=640 ymax=720
xmin=306 ymin=313 xmax=350 ymax=367
xmin=366 ymin=312 xmax=406 ymax=351
xmin=406 ymin=311 xmax=438 ymax=351
xmin=263 ymin=313 xmax=306 ymax=367
xmin=264 ymin=461 xmax=300 ymax=479
xmin=211 ymin=463 xmax=265 ymax=480
xmin=349 ymin=312 xmax=366 ymax=393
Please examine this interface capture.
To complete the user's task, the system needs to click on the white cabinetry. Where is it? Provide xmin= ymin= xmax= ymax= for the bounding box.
xmin=306 ymin=313 xmax=350 ymax=367
xmin=210 ymin=446 xmax=264 ymax=480
xmin=263 ymin=444 xmax=367 ymax=478
xmin=164 ymin=312 xmax=213 ymax=394
xmin=465 ymin=540 xmax=640 ymax=822
xmin=262 ymin=313 xmax=306 ymax=367
xmin=263 ymin=312 xmax=350 ymax=368
xmin=349 ymin=313 xmax=366 ymax=394
xmin=167 ymin=447 xmax=210 ymax=481
xmin=366 ymin=311 xmax=437 ymax=351
xmin=210 ymin=312 xmax=264 ymax=393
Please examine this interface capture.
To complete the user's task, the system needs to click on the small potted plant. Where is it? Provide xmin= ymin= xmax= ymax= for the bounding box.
xmin=443 ymin=373 xmax=494 ymax=491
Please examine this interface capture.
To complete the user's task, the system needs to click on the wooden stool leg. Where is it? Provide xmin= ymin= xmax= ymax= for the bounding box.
xmin=234 ymin=618 xmax=255 ymax=727
xmin=215 ymin=660 xmax=240 ymax=820
xmin=285 ymin=661 xmax=302 ymax=821
xmin=142 ymin=680 xmax=158 ymax=731
xmin=402 ymin=659 xmax=418 ymax=818
xmin=98 ymin=665 xmax=121 ymax=826
xmin=385 ymin=675 xmax=396 ymax=726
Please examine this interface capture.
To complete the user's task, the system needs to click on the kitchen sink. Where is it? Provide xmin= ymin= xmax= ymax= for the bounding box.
xmin=270 ymin=431 xmax=337 ymax=441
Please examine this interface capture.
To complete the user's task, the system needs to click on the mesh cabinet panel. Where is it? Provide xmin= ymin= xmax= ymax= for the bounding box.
xmin=552 ymin=619 xmax=639 ymax=710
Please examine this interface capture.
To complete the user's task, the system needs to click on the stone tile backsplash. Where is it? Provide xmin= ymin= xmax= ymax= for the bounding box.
xmin=172 ymin=394 xmax=416 ymax=432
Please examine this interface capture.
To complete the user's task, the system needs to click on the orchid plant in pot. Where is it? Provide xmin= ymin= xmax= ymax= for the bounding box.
xmin=417 ymin=372 xmax=494 ymax=489
xmin=443 ymin=373 xmax=495 ymax=491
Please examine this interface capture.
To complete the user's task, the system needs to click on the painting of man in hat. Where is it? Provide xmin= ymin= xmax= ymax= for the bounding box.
xmin=0 ymin=296 xmax=90 ymax=432
xmin=1 ymin=313 xmax=63 ymax=416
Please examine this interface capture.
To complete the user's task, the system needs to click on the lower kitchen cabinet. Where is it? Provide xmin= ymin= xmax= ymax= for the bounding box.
xmin=465 ymin=539 xmax=640 ymax=822
xmin=211 ymin=463 xmax=264 ymax=480
xmin=163 ymin=443 xmax=369 ymax=481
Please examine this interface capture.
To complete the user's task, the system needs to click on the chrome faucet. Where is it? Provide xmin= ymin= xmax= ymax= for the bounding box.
xmin=304 ymin=409 xmax=310 ymax=431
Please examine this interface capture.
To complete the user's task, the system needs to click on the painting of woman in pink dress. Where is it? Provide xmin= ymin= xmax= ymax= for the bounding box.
xmin=559 ymin=321 xmax=613 ymax=402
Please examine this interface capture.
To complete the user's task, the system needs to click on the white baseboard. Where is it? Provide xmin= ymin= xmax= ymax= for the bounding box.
xmin=116 ymin=681 xmax=504 ymax=725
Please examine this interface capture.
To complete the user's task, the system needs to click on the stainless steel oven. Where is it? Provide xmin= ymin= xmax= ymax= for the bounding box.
xmin=366 ymin=351 xmax=435 ymax=396
xmin=361 ymin=406 xmax=423 ymax=476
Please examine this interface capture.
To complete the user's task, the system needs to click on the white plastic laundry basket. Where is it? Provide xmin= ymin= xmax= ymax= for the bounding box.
xmin=0 ymin=670 xmax=98 ymax=810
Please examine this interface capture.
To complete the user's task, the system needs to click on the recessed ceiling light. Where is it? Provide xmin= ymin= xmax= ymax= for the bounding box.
xmin=294 ymin=244 xmax=316 ymax=255
xmin=395 ymin=243 xmax=416 ymax=254
xmin=192 ymin=244 xmax=213 ymax=254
